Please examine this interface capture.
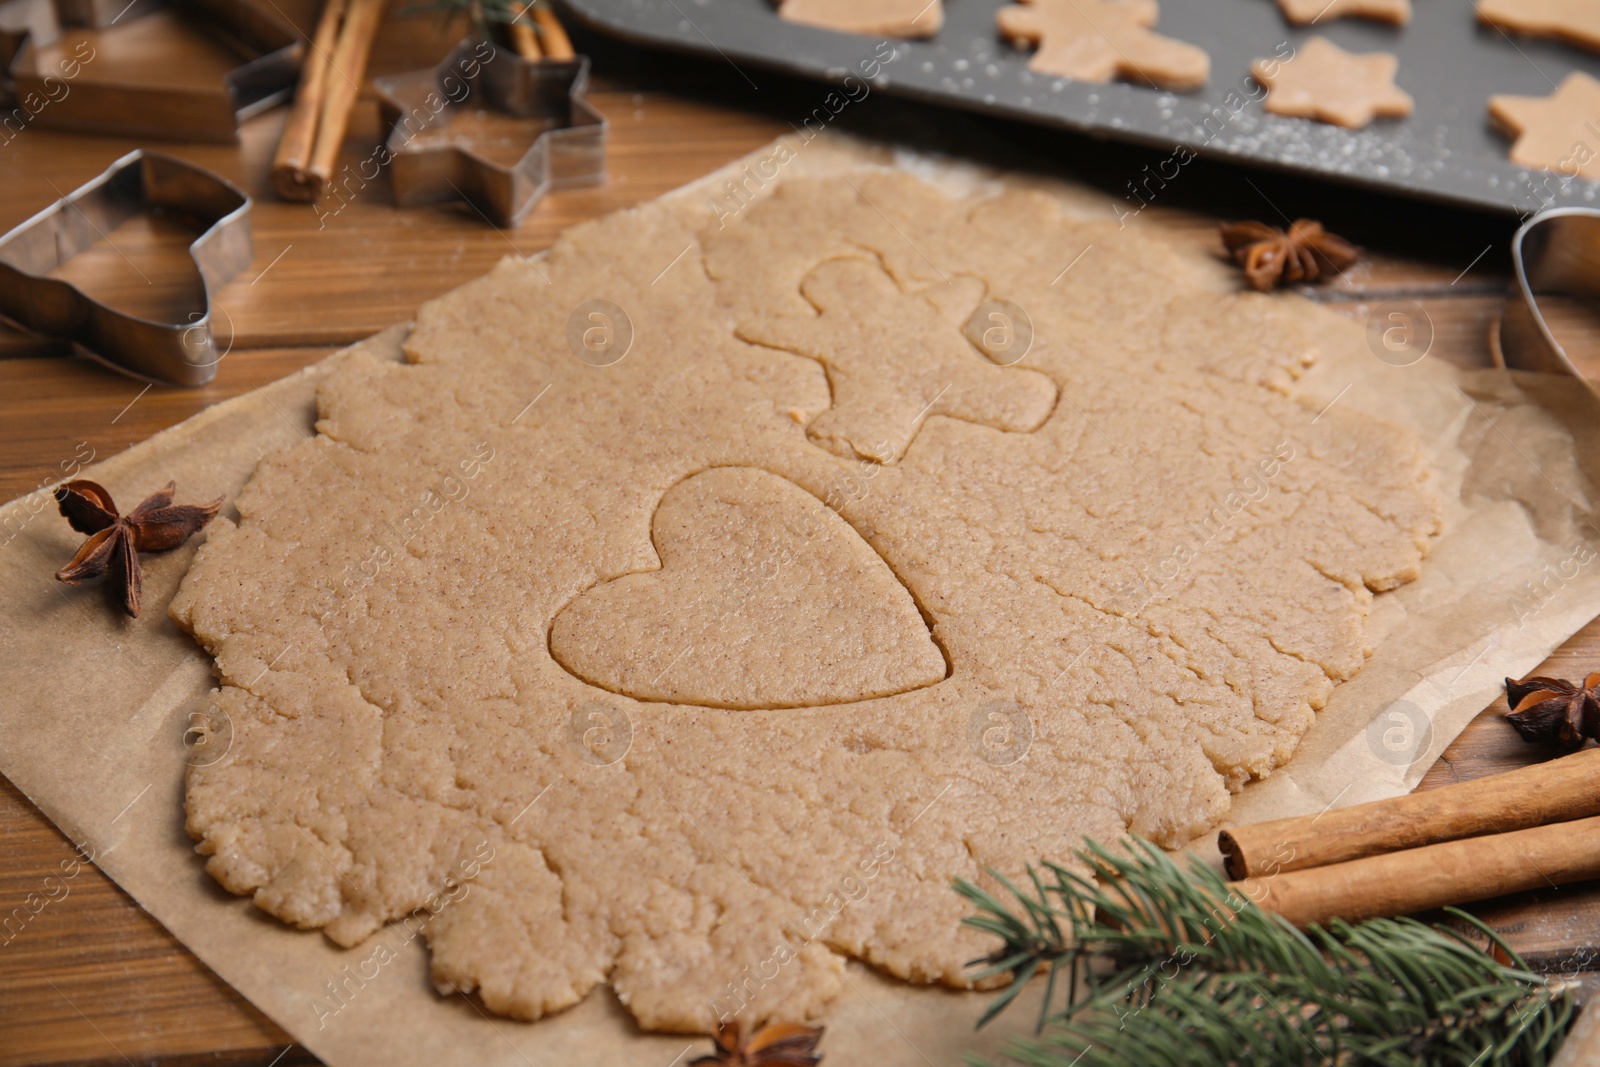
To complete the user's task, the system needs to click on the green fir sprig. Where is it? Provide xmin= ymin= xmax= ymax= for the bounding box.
xmin=955 ymin=837 xmax=1575 ymax=1067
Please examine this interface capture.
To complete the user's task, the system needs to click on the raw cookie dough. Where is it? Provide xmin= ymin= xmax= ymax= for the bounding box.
xmin=550 ymin=466 xmax=949 ymax=708
xmin=1273 ymin=0 xmax=1409 ymax=26
xmin=172 ymin=164 xmax=1439 ymax=1034
xmin=1252 ymin=36 xmax=1413 ymax=129
xmin=996 ymin=0 xmax=1209 ymax=91
xmin=736 ymin=260 xmax=1057 ymax=462
xmin=779 ymin=0 xmax=942 ymax=37
xmin=1490 ymin=72 xmax=1600 ymax=179
xmin=1478 ymin=0 xmax=1600 ymax=54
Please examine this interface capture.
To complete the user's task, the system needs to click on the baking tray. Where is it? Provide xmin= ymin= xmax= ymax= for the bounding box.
xmin=561 ymin=0 xmax=1600 ymax=216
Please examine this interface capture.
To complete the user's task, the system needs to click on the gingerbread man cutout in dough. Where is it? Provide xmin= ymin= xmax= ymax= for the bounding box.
xmin=737 ymin=258 xmax=1058 ymax=463
xmin=996 ymin=0 xmax=1209 ymax=92
xmin=1252 ymin=36 xmax=1412 ymax=129
xmin=1274 ymin=0 xmax=1409 ymax=26
xmin=1490 ymin=72 xmax=1600 ymax=179
xmin=1479 ymin=0 xmax=1600 ymax=54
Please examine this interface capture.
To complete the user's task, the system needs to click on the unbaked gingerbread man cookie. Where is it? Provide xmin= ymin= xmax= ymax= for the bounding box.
xmin=1273 ymin=0 xmax=1409 ymax=26
xmin=1489 ymin=72 xmax=1600 ymax=179
xmin=1478 ymin=0 xmax=1600 ymax=54
xmin=996 ymin=0 xmax=1209 ymax=91
xmin=1252 ymin=36 xmax=1412 ymax=129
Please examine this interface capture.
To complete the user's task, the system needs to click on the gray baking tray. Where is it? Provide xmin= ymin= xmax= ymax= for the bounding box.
xmin=561 ymin=0 xmax=1600 ymax=216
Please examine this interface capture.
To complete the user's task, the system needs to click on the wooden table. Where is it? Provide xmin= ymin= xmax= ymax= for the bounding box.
xmin=1 ymin=10 xmax=1596 ymax=1066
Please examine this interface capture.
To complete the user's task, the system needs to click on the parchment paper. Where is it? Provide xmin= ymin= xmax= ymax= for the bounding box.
xmin=3 ymin=137 xmax=1599 ymax=1067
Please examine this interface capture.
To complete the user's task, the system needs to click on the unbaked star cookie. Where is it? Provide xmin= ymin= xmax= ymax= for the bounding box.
xmin=1252 ymin=36 xmax=1413 ymax=129
xmin=996 ymin=0 xmax=1209 ymax=91
xmin=780 ymin=0 xmax=942 ymax=38
xmin=1274 ymin=0 xmax=1410 ymax=26
xmin=1489 ymin=72 xmax=1600 ymax=179
xmin=1478 ymin=0 xmax=1600 ymax=54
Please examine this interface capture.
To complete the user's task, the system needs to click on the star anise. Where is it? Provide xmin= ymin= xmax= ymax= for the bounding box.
xmin=1219 ymin=218 xmax=1359 ymax=292
xmin=1504 ymin=672 xmax=1600 ymax=751
xmin=689 ymin=1020 xmax=824 ymax=1066
xmin=54 ymin=480 xmax=222 ymax=618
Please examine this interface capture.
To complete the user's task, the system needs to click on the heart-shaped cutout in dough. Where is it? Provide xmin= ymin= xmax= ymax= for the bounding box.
xmin=549 ymin=467 xmax=947 ymax=708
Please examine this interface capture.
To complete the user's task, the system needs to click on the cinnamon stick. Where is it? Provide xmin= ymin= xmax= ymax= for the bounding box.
xmin=1218 ymin=746 xmax=1600 ymax=879
xmin=306 ymin=0 xmax=386 ymax=189
xmin=509 ymin=19 xmax=542 ymax=59
xmin=533 ymin=5 xmax=574 ymax=59
xmin=1230 ymin=814 xmax=1600 ymax=928
xmin=271 ymin=0 xmax=347 ymax=202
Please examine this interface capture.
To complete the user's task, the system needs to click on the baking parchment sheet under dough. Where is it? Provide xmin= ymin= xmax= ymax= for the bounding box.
xmin=2 ymin=136 xmax=1599 ymax=1067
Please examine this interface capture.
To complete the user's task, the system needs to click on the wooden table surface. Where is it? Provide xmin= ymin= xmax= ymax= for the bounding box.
xmin=1 ymin=8 xmax=1597 ymax=1066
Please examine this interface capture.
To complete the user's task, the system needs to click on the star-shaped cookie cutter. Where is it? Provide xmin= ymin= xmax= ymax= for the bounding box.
xmin=1493 ymin=207 xmax=1600 ymax=394
xmin=0 ymin=0 xmax=300 ymax=142
xmin=0 ymin=148 xmax=252 ymax=385
xmin=373 ymin=38 xmax=606 ymax=227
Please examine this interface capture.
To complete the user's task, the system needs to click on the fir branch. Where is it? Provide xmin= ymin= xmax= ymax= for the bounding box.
xmin=955 ymin=837 xmax=1575 ymax=1067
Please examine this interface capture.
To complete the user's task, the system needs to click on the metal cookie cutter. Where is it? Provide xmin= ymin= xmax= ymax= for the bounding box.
xmin=1493 ymin=207 xmax=1600 ymax=393
xmin=373 ymin=39 xmax=607 ymax=227
xmin=0 ymin=0 xmax=52 ymax=82
xmin=1 ymin=0 xmax=299 ymax=141
xmin=0 ymin=148 xmax=251 ymax=385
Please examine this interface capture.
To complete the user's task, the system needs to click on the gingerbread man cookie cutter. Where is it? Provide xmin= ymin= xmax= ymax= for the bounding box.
xmin=0 ymin=149 xmax=252 ymax=385
xmin=1493 ymin=207 xmax=1600 ymax=394
xmin=373 ymin=38 xmax=606 ymax=227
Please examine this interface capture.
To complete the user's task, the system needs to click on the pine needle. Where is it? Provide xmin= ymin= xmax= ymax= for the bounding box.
xmin=954 ymin=837 xmax=1575 ymax=1067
